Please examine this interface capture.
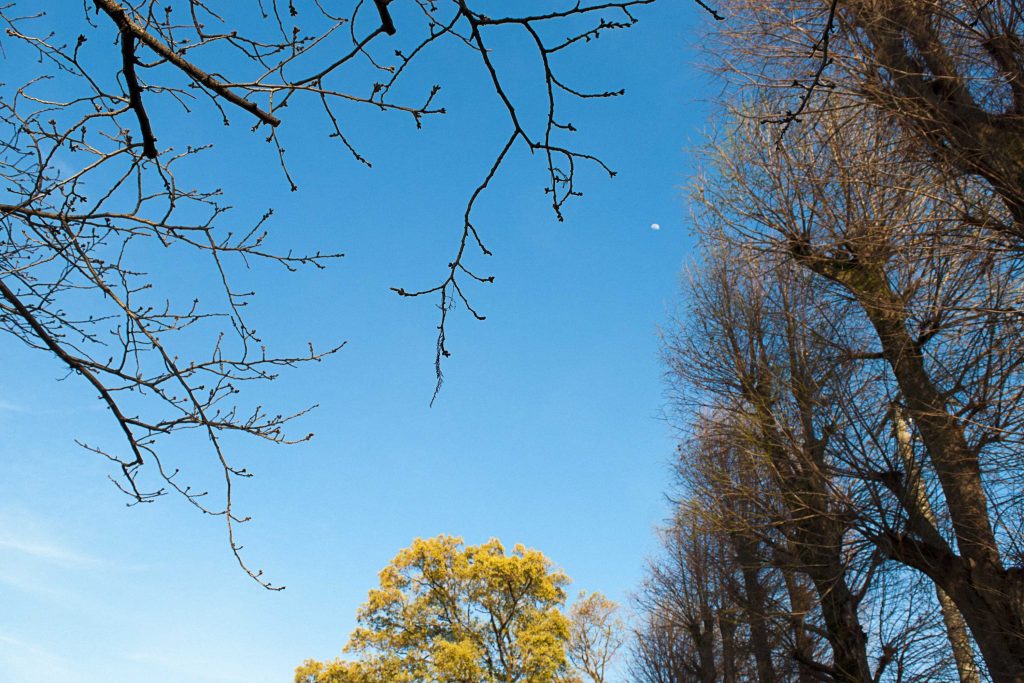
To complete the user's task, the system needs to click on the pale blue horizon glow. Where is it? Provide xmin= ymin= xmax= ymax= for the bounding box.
xmin=1 ymin=3 xmax=714 ymax=681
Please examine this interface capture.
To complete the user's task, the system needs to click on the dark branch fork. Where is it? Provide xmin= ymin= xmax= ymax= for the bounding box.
xmin=94 ymin=0 xmax=281 ymax=128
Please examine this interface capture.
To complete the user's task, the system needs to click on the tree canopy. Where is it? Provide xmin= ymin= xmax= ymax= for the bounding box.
xmin=296 ymin=536 xmax=623 ymax=683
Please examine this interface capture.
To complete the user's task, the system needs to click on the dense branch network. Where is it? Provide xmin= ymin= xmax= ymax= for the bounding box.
xmin=0 ymin=0 xmax=719 ymax=585
xmin=637 ymin=0 xmax=1024 ymax=679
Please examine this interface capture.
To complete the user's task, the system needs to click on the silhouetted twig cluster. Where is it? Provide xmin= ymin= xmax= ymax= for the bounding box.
xmin=0 ymin=0 xmax=725 ymax=586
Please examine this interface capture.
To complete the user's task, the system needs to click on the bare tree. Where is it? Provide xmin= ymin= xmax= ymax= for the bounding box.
xmin=641 ymin=1 xmax=1024 ymax=678
xmin=892 ymin=403 xmax=981 ymax=683
xmin=634 ymin=504 xmax=741 ymax=683
xmin=631 ymin=610 xmax=693 ymax=683
xmin=693 ymin=98 xmax=1017 ymax=678
xmin=671 ymin=244 xmax=881 ymax=682
xmin=683 ymin=425 xmax=826 ymax=683
xmin=657 ymin=231 xmax=981 ymax=681
xmin=717 ymin=0 xmax=1024 ymax=237
xmin=567 ymin=592 xmax=626 ymax=683
xmin=0 ymin=0 xmax=710 ymax=585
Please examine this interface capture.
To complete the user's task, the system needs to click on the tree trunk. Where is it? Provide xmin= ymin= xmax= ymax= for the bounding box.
xmin=892 ymin=404 xmax=981 ymax=683
xmin=809 ymin=567 xmax=872 ymax=683
xmin=780 ymin=564 xmax=818 ymax=683
xmin=798 ymin=256 xmax=1024 ymax=682
xmin=745 ymin=360 xmax=873 ymax=682
xmin=688 ymin=615 xmax=717 ymax=683
xmin=854 ymin=268 xmax=1024 ymax=682
xmin=719 ymin=611 xmax=738 ymax=683
xmin=732 ymin=533 xmax=779 ymax=683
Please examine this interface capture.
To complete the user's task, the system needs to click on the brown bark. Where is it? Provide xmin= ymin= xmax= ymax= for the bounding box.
xmin=733 ymin=534 xmax=779 ymax=683
xmin=747 ymin=395 xmax=873 ymax=683
xmin=781 ymin=565 xmax=819 ymax=683
xmin=719 ymin=611 xmax=738 ymax=683
xmin=892 ymin=404 xmax=981 ymax=683
xmin=809 ymin=568 xmax=872 ymax=683
xmin=937 ymin=588 xmax=982 ymax=683
xmin=795 ymin=252 xmax=1024 ymax=683
xmin=688 ymin=611 xmax=717 ymax=683
xmin=844 ymin=0 xmax=1024 ymax=233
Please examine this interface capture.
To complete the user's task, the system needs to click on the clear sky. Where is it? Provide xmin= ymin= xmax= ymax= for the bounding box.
xmin=0 ymin=2 xmax=714 ymax=681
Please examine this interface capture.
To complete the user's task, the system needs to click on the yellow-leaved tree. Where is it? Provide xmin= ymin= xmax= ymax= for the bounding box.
xmin=296 ymin=536 xmax=619 ymax=683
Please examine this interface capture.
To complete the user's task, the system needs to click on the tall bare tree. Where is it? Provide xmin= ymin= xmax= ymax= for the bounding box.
xmin=718 ymin=0 xmax=1024 ymax=235
xmin=692 ymin=97 xmax=1016 ymax=678
xmin=669 ymin=229 xmax=886 ymax=679
xmin=641 ymin=1 xmax=1024 ymax=678
xmin=634 ymin=504 xmax=745 ymax=683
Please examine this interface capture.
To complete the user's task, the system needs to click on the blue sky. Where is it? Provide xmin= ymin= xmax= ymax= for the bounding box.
xmin=0 ymin=2 xmax=714 ymax=681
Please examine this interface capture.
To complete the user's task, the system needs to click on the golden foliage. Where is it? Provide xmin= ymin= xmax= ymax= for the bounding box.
xmin=297 ymin=535 xmax=583 ymax=683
